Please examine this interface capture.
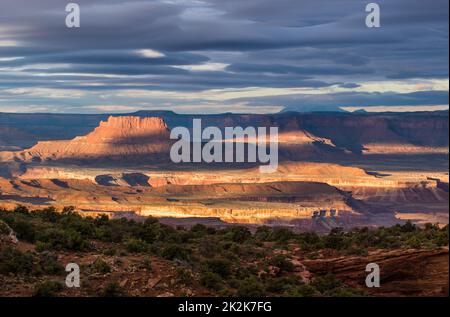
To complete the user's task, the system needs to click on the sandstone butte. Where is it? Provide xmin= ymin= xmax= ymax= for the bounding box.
xmin=14 ymin=116 xmax=172 ymax=162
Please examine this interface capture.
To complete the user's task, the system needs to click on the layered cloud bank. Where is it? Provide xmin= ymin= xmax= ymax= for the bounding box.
xmin=0 ymin=0 xmax=448 ymax=113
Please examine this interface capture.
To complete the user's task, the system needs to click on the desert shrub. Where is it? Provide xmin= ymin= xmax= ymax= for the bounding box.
xmin=325 ymin=287 xmax=365 ymax=297
xmin=311 ymin=274 xmax=343 ymax=294
xmin=36 ymin=207 xmax=60 ymax=223
xmin=297 ymin=231 xmax=324 ymax=251
xmin=348 ymin=227 xmax=375 ymax=247
xmin=141 ymin=217 xmax=159 ymax=226
xmin=103 ymin=248 xmax=117 ymax=256
xmin=238 ymin=244 xmax=260 ymax=257
xmin=7 ymin=218 xmax=36 ymax=243
xmin=140 ymin=257 xmax=153 ymax=271
xmin=282 ymin=276 xmax=362 ymax=297
xmin=254 ymin=226 xmax=271 ymax=241
xmin=417 ymin=224 xmax=448 ymax=247
xmin=233 ymin=265 xmax=259 ymax=281
xmin=221 ymin=226 xmax=251 ymax=243
xmin=161 ymin=244 xmax=190 ymax=261
xmin=136 ymin=224 xmax=157 ymax=243
xmin=0 ymin=247 xmax=35 ymax=275
xmin=269 ymin=254 xmax=295 ymax=274
xmin=36 ymin=228 xmax=90 ymax=251
xmin=92 ymin=218 xmax=137 ymax=243
xmin=61 ymin=206 xmax=76 ymax=215
xmin=401 ymin=221 xmax=417 ymax=233
xmin=176 ymin=268 xmax=193 ymax=285
xmin=236 ymin=276 xmax=265 ymax=297
xmin=200 ymin=272 xmax=222 ymax=290
xmin=373 ymin=228 xmax=402 ymax=249
xmin=198 ymin=236 xmax=221 ymax=257
xmin=324 ymin=228 xmax=348 ymax=250
xmin=147 ymin=221 xmax=180 ymax=243
xmin=91 ymin=258 xmax=111 ymax=274
xmin=94 ymin=226 xmax=117 ymax=243
xmin=33 ymin=280 xmax=63 ymax=297
xmin=125 ymin=238 xmax=150 ymax=253
xmin=176 ymin=229 xmax=195 ymax=243
xmin=287 ymin=284 xmax=319 ymax=297
xmin=204 ymin=257 xmax=232 ymax=278
xmin=433 ymin=225 xmax=449 ymax=246
xmin=264 ymin=277 xmax=291 ymax=293
xmin=36 ymin=228 xmax=66 ymax=250
xmin=190 ymin=223 xmax=208 ymax=235
xmin=270 ymin=227 xmax=295 ymax=243
xmin=65 ymin=229 xmax=91 ymax=251
xmin=406 ymin=236 xmax=422 ymax=249
xmin=59 ymin=214 xmax=95 ymax=238
xmin=14 ymin=205 xmax=30 ymax=215
xmin=228 ymin=242 xmax=243 ymax=256
xmin=0 ymin=220 xmax=10 ymax=235
xmin=37 ymin=251 xmax=64 ymax=275
xmin=345 ymin=246 xmax=369 ymax=256
xmin=100 ymin=282 xmax=125 ymax=297
xmin=190 ymin=223 xmax=216 ymax=236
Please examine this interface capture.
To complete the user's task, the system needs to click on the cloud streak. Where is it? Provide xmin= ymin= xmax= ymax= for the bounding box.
xmin=0 ymin=0 xmax=448 ymax=113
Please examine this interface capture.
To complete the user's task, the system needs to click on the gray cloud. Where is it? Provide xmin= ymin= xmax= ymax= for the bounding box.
xmin=0 ymin=0 xmax=448 ymax=113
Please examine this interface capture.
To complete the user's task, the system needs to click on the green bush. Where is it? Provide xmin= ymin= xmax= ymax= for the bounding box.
xmin=36 ymin=207 xmax=60 ymax=223
xmin=0 ymin=247 xmax=35 ymax=275
xmin=200 ymin=272 xmax=222 ymax=290
xmin=91 ymin=258 xmax=111 ymax=274
xmin=254 ymin=226 xmax=271 ymax=241
xmin=236 ymin=276 xmax=265 ymax=297
xmin=264 ymin=277 xmax=290 ymax=293
xmin=36 ymin=228 xmax=90 ymax=251
xmin=204 ymin=257 xmax=232 ymax=278
xmin=221 ymin=226 xmax=251 ymax=243
xmin=311 ymin=274 xmax=343 ymax=294
xmin=190 ymin=223 xmax=209 ymax=235
xmin=324 ymin=228 xmax=348 ymax=250
xmin=9 ymin=219 xmax=36 ymax=243
xmin=14 ymin=205 xmax=30 ymax=215
xmin=269 ymin=254 xmax=295 ymax=274
xmin=0 ymin=220 xmax=10 ymax=235
xmin=287 ymin=284 xmax=319 ymax=297
xmin=177 ymin=268 xmax=193 ymax=285
xmin=103 ymin=247 xmax=117 ymax=256
xmin=125 ymin=238 xmax=150 ymax=253
xmin=270 ymin=227 xmax=295 ymax=243
xmin=33 ymin=280 xmax=63 ymax=297
xmin=198 ymin=236 xmax=221 ymax=257
xmin=345 ymin=246 xmax=369 ymax=256
xmin=161 ymin=244 xmax=190 ymax=261
xmin=297 ymin=231 xmax=323 ymax=251
xmin=37 ymin=252 xmax=64 ymax=275
xmin=140 ymin=257 xmax=153 ymax=271
xmin=100 ymin=282 xmax=125 ymax=297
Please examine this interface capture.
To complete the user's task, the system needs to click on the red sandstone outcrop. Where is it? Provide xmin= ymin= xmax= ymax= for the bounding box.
xmin=303 ymin=248 xmax=449 ymax=296
xmin=14 ymin=116 xmax=172 ymax=163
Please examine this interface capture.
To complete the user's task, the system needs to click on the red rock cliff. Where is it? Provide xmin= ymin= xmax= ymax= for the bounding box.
xmin=17 ymin=116 xmax=172 ymax=163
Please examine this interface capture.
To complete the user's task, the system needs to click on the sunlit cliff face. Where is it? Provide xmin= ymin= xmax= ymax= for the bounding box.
xmin=0 ymin=112 xmax=447 ymax=227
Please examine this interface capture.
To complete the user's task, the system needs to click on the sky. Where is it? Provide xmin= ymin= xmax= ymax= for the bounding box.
xmin=0 ymin=0 xmax=448 ymax=114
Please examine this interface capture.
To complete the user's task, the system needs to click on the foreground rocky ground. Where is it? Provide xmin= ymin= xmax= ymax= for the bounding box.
xmin=0 ymin=207 xmax=448 ymax=297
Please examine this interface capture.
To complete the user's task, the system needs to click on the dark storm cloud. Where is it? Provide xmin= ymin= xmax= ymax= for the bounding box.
xmin=0 ymin=0 xmax=448 ymax=113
